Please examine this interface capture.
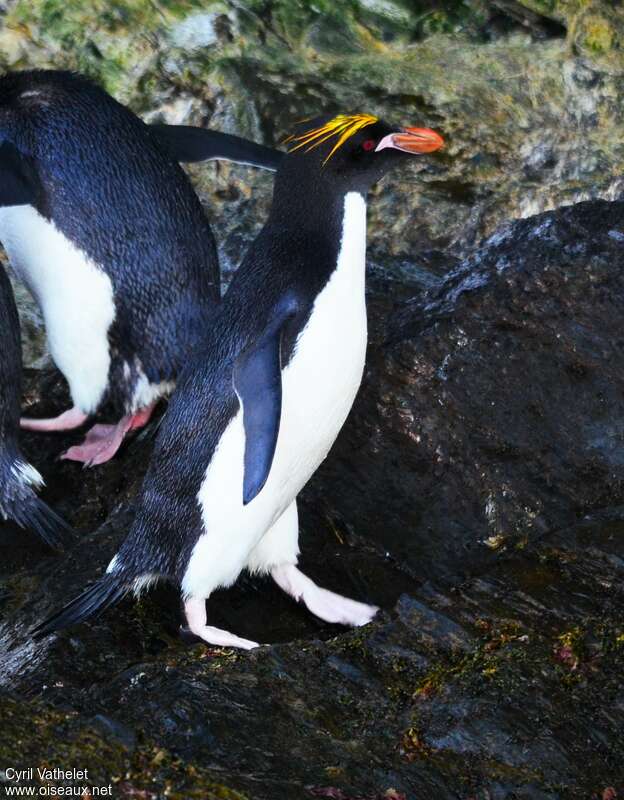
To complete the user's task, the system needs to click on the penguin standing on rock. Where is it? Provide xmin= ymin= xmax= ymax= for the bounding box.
xmin=0 ymin=264 xmax=69 ymax=549
xmin=33 ymin=114 xmax=444 ymax=647
xmin=0 ymin=69 xmax=282 ymax=466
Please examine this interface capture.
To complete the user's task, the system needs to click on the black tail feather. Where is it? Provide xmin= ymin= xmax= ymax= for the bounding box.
xmin=32 ymin=575 xmax=129 ymax=639
xmin=9 ymin=493 xmax=73 ymax=551
xmin=151 ymin=123 xmax=284 ymax=171
xmin=1 ymin=459 xmax=73 ymax=551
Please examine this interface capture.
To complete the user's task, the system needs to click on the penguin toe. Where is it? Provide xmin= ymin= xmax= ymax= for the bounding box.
xmin=272 ymin=565 xmax=379 ymax=628
xmin=187 ymin=624 xmax=261 ymax=651
xmin=60 ymin=422 xmax=129 ymax=466
xmin=303 ymin=588 xmax=379 ymax=627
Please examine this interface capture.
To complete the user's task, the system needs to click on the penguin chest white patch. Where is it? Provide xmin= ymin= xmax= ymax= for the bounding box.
xmin=0 ymin=206 xmax=115 ymax=414
xmin=276 ymin=190 xmax=369 ymax=489
xmin=185 ymin=192 xmax=368 ymax=598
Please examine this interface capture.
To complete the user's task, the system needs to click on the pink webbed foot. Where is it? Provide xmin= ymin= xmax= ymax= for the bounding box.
xmin=272 ymin=564 xmax=379 ymax=627
xmin=21 ymin=406 xmax=88 ymax=433
xmin=61 ymin=404 xmax=156 ymax=467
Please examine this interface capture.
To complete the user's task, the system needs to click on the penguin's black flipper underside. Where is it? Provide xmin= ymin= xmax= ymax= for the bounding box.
xmin=233 ymin=295 xmax=300 ymax=505
xmin=151 ymin=124 xmax=284 ymax=172
xmin=0 ymin=141 xmax=40 ymax=207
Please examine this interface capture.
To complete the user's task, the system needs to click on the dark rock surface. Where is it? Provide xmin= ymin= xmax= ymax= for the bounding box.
xmin=1 ymin=198 xmax=623 ymax=799
xmin=2 ymin=2 xmax=624 ymax=797
xmin=319 ymin=198 xmax=624 ymax=578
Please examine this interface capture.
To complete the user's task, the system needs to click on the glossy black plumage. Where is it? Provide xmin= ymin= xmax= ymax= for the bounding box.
xmin=0 ymin=141 xmax=38 ymax=206
xmin=0 ymin=265 xmax=70 ymax=549
xmin=0 ymin=70 xmax=280 ymax=415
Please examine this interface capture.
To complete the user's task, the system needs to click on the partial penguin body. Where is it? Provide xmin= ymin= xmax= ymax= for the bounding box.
xmin=0 ymin=69 xmax=281 ymax=465
xmin=0 ymin=264 xmax=69 ymax=549
xmin=115 ymin=188 xmax=367 ymax=593
xmin=34 ymin=114 xmax=444 ymax=646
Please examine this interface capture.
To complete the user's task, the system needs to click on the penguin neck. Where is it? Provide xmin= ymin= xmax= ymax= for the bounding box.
xmin=334 ymin=191 xmax=368 ymax=281
xmin=268 ymin=186 xmax=367 ymax=295
xmin=269 ymin=172 xmax=366 ymax=238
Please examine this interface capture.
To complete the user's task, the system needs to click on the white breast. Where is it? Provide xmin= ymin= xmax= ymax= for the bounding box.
xmin=0 ymin=206 xmax=115 ymax=414
xmin=184 ymin=191 xmax=368 ymax=598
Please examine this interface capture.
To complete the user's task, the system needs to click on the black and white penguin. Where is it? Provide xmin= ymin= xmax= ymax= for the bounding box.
xmin=33 ymin=114 xmax=444 ymax=646
xmin=0 ymin=69 xmax=282 ymax=466
xmin=0 ymin=264 xmax=69 ymax=549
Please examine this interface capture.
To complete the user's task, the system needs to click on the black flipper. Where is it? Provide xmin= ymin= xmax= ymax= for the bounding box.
xmin=32 ymin=574 xmax=129 ymax=639
xmin=151 ymin=124 xmax=284 ymax=171
xmin=0 ymin=141 xmax=41 ymax=207
xmin=233 ymin=294 xmax=299 ymax=505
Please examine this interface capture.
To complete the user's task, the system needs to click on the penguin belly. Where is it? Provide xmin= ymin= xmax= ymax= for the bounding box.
xmin=0 ymin=205 xmax=115 ymax=414
xmin=184 ymin=192 xmax=368 ymax=598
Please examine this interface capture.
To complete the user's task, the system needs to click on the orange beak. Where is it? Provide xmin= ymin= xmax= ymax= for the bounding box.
xmin=376 ymin=127 xmax=444 ymax=155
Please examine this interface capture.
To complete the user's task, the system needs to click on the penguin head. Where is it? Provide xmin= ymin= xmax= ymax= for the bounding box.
xmin=282 ymin=113 xmax=444 ymax=192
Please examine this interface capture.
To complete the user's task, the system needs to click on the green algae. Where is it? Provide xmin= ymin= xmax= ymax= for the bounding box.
xmin=3 ymin=0 xmax=624 ymax=274
xmin=0 ymin=693 xmax=249 ymax=799
xmin=413 ymin=621 xmax=531 ymax=700
xmin=4 ymin=0 xmax=206 ymax=97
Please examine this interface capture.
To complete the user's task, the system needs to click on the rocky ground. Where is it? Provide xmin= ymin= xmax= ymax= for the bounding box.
xmin=1 ymin=2 xmax=624 ymax=799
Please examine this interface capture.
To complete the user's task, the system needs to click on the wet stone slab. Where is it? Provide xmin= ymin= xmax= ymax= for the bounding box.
xmin=1 ymin=196 xmax=624 ymax=798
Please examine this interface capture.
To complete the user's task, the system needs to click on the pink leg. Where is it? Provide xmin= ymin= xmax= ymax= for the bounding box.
xmin=184 ymin=597 xmax=259 ymax=650
xmin=127 ymin=404 xmax=156 ymax=430
xmin=61 ymin=403 xmax=156 ymax=467
xmin=20 ymin=406 xmax=88 ymax=433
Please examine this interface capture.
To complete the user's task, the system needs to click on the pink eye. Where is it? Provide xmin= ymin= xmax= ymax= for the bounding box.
xmin=362 ymin=139 xmax=375 ymax=152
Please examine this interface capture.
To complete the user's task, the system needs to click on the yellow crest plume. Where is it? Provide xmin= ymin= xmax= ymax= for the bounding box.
xmin=284 ymin=113 xmax=378 ymax=165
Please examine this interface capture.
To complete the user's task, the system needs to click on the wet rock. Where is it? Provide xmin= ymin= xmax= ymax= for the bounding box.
xmin=1 ymin=196 xmax=624 ymax=797
xmin=309 ymin=198 xmax=624 ymax=580
xmin=91 ymin=714 xmax=136 ymax=752
xmin=396 ymin=595 xmax=474 ymax=653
